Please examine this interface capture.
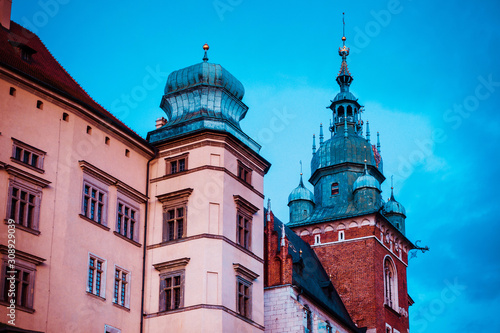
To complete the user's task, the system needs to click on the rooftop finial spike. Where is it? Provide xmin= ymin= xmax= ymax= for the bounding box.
xmin=336 ymin=13 xmax=352 ymax=93
xmin=342 ymin=12 xmax=346 ymax=47
xmin=329 ymin=119 xmax=333 ymax=138
xmin=319 ymin=123 xmax=324 ymax=144
xmin=366 ymin=121 xmax=371 ymax=143
xmin=390 ymin=175 xmax=395 ymax=201
xmin=377 ymin=132 xmax=381 ymax=154
xmin=312 ymin=134 xmax=316 ymax=154
xmin=202 ymin=43 xmax=209 ymax=62
xmin=363 ymin=146 xmax=368 ymax=173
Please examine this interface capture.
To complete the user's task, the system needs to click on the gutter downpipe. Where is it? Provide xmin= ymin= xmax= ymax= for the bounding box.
xmin=140 ymin=148 xmax=157 ymax=333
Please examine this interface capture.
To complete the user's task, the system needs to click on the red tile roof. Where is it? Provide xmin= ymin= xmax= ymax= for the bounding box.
xmin=0 ymin=21 xmax=149 ymax=147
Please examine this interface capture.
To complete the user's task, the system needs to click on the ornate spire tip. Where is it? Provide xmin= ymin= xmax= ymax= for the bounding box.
xmin=202 ymin=43 xmax=209 ymax=62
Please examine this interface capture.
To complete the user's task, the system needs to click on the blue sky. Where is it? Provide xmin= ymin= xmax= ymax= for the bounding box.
xmin=12 ymin=0 xmax=500 ymax=331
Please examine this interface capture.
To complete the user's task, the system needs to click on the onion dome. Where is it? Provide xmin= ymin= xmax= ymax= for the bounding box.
xmin=165 ymin=62 xmax=245 ymax=100
xmin=149 ymin=44 xmax=261 ymax=152
xmin=384 ymin=188 xmax=406 ymax=217
xmin=288 ymin=174 xmax=315 ymax=205
xmin=353 ymin=165 xmax=381 ymax=192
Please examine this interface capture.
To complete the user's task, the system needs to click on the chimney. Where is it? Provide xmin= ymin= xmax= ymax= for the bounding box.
xmin=0 ymin=0 xmax=12 ymax=30
xmin=155 ymin=117 xmax=167 ymax=129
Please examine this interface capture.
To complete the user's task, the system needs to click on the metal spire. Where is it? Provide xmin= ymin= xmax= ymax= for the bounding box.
xmin=329 ymin=119 xmax=333 ymax=138
xmin=312 ymin=134 xmax=316 ymax=154
xmin=319 ymin=123 xmax=324 ymax=145
xmin=299 ymin=161 xmax=304 ymax=187
xmin=390 ymin=175 xmax=395 ymax=201
xmin=202 ymin=43 xmax=209 ymax=62
xmin=336 ymin=13 xmax=352 ymax=92
xmin=366 ymin=121 xmax=371 ymax=143
xmin=377 ymin=132 xmax=381 ymax=154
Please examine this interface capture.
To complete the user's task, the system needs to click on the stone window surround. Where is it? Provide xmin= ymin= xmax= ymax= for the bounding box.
xmin=233 ymin=195 xmax=259 ymax=252
xmin=157 ymin=188 xmax=193 ymax=243
xmin=154 ymin=257 xmax=190 ymax=313
xmin=113 ymin=265 xmax=130 ymax=309
xmin=0 ymin=245 xmax=45 ymax=313
xmin=87 ymin=252 xmax=107 ymax=299
xmin=11 ymin=138 xmax=46 ymax=173
xmin=165 ymin=152 xmax=189 ymax=175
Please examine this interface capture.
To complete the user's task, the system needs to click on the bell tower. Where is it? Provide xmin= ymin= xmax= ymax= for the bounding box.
xmin=288 ymin=15 xmax=416 ymax=333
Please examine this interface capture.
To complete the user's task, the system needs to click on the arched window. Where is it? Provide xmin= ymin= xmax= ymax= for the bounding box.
xmin=384 ymin=256 xmax=398 ymax=309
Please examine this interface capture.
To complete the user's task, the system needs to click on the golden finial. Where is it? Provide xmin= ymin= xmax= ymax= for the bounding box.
xmin=202 ymin=43 xmax=209 ymax=62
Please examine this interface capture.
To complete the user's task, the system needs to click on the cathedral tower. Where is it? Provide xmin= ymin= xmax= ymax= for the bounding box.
xmin=144 ymin=45 xmax=270 ymax=332
xmin=288 ymin=18 xmax=415 ymax=333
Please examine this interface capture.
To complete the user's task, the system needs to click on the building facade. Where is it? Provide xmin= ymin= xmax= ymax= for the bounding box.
xmin=0 ymin=3 xmax=418 ymax=333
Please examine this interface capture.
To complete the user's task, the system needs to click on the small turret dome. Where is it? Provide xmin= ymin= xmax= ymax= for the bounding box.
xmin=288 ymin=175 xmax=315 ymax=204
xmin=353 ymin=168 xmax=381 ymax=192
xmin=384 ymin=192 xmax=406 ymax=217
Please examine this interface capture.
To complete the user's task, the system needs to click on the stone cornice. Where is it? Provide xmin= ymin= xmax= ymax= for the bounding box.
xmin=153 ymin=257 xmax=190 ymax=272
xmin=233 ymin=263 xmax=259 ymax=281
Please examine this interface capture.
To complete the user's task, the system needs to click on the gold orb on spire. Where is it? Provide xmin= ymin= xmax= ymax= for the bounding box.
xmin=342 ymin=36 xmax=346 ymax=41
xmin=203 ymin=43 xmax=209 ymax=51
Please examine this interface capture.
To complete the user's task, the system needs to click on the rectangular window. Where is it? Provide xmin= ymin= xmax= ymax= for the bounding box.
xmin=82 ymin=181 xmax=107 ymax=225
xmin=1 ymin=264 xmax=34 ymax=310
xmin=236 ymin=278 xmax=251 ymax=318
xmin=87 ymin=254 xmax=106 ymax=298
xmin=159 ymin=271 xmax=184 ymax=312
xmin=331 ymin=182 xmax=339 ymax=195
xmin=11 ymin=138 xmax=45 ymax=171
xmin=237 ymin=161 xmax=252 ymax=184
xmin=237 ymin=214 xmax=251 ymax=250
xmin=113 ymin=267 xmax=130 ymax=308
xmin=166 ymin=153 xmax=188 ymax=175
xmin=162 ymin=207 xmax=185 ymax=242
xmin=8 ymin=182 xmax=41 ymax=231
xmin=117 ymin=201 xmax=138 ymax=241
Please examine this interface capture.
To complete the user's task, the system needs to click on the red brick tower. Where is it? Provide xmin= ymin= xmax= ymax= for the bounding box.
xmin=287 ymin=15 xmax=416 ymax=333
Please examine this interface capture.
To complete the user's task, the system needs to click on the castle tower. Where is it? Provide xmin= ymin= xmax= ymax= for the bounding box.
xmin=288 ymin=17 xmax=415 ymax=333
xmin=144 ymin=45 xmax=270 ymax=332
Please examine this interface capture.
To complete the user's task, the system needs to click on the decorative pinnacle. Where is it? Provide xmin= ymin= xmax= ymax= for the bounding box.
xmin=319 ymin=123 xmax=324 ymax=144
xmin=377 ymin=132 xmax=381 ymax=153
xmin=366 ymin=121 xmax=371 ymax=143
xmin=202 ymin=43 xmax=209 ymax=62
xmin=312 ymin=134 xmax=316 ymax=154
xmin=390 ymin=175 xmax=395 ymax=201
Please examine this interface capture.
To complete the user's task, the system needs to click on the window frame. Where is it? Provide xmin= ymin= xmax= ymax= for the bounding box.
xmin=331 ymin=182 xmax=339 ymax=196
xmin=237 ymin=160 xmax=252 ymax=184
xmin=165 ymin=153 xmax=189 ymax=175
xmin=7 ymin=179 xmax=42 ymax=233
xmin=157 ymin=188 xmax=193 ymax=244
xmin=159 ymin=270 xmax=185 ymax=312
xmin=383 ymin=256 xmax=398 ymax=310
xmin=113 ymin=265 xmax=130 ymax=309
xmin=87 ymin=253 xmax=107 ymax=298
xmin=81 ymin=179 xmax=108 ymax=226
xmin=233 ymin=196 xmax=259 ymax=252
xmin=236 ymin=277 xmax=252 ymax=318
xmin=0 ymin=260 xmax=36 ymax=311
xmin=237 ymin=212 xmax=252 ymax=250
xmin=116 ymin=199 xmax=139 ymax=242
xmin=11 ymin=138 xmax=46 ymax=172
xmin=162 ymin=205 xmax=186 ymax=242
